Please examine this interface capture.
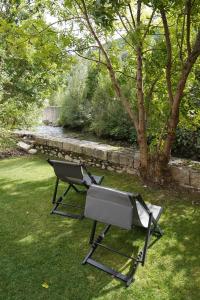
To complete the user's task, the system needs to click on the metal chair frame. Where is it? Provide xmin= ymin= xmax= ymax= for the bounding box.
xmin=83 ymin=194 xmax=163 ymax=287
xmin=48 ymin=159 xmax=104 ymax=219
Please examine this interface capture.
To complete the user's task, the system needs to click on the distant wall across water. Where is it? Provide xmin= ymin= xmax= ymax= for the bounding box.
xmin=42 ymin=106 xmax=61 ymax=125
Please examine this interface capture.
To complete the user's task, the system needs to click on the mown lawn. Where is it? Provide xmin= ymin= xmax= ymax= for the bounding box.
xmin=0 ymin=155 xmax=199 ymax=300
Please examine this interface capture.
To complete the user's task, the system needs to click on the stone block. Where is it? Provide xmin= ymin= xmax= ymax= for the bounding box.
xmin=64 ymin=154 xmax=73 ymax=162
xmin=107 ymin=166 xmax=114 ymax=171
xmin=47 ymin=138 xmax=63 ymax=149
xmin=94 ymin=148 xmax=108 ymax=161
xmin=169 ymin=158 xmax=186 ymax=166
xmin=119 ymin=153 xmax=134 ymax=167
xmin=126 ymin=168 xmax=137 ymax=175
xmin=108 ymin=151 xmax=120 ymax=164
xmin=81 ymin=141 xmax=99 ymax=157
xmin=133 ymin=151 xmax=140 ymax=169
xmin=62 ymin=139 xmax=82 ymax=154
xmin=58 ymin=152 xmax=63 ymax=158
xmin=190 ymin=170 xmax=200 ymax=189
xmin=73 ymin=159 xmax=80 ymax=164
xmin=17 ymin=141 xmax=32 ymax=151
xmin=35 ymin=136 xmax=48 ymax=146
xmin=119 ymin=154 xmax=129 ymax=166
xmin=28 ymin=149 xmax=38 ymax=154
xmin=170 ymin=166 xmax=190 ymax=186
xmin=116 ymin=169 xmax=123 ymax=174
xmin=134 ymin=159 xmax=140 ymax=169
xmin=97 ymin=144 xmax=119 ymax=161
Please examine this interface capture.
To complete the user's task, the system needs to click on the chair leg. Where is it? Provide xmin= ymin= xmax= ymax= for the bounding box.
xmin=71 ymin=184 xmax=87 ymax=194
xmin=82 ymin=224 xmax=138 ymax=286
xmin=51 ymin=183 xmax=85 ymax=219
xmin=82 ymin=223 xmax=111 ymax=264
xmin=142 ymin=212 xmax=153 ymax=266
xmin=89 ymin=220 xmax=97 ymax=244
xmin=51 ymin=195 xmax=63 ymax=214
xmin=52 ymin=177 xmax=59 ymax=204
xmin=153 ymin=224 xmax=163 ymax=237
xmin=83 ymin=217 xmax=163 ymax=287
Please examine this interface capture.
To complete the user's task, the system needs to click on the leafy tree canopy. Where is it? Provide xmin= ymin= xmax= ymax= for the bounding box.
xmin=0 ymin=0 xmax=73 ymax=128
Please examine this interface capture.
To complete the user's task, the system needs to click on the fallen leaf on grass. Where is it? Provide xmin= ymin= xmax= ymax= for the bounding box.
xmin=42 ymin=282 xmax=49 ymax=289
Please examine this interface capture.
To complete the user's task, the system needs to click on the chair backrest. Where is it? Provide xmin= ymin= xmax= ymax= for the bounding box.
xmin=48 ymin=159 xmax=84 ymax=184
xmin=84 ymin=185 xmax=150 ymax=230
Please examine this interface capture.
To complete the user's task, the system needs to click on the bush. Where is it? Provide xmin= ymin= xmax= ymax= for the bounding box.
xmin=59 ymin=63 xmax=137 ymax=143
xmin=172 ymin=127 xmax=200 ymax=160
xmin=90 ymin=74 xmax=136 ymax=142
xmin=0 ymin=101 xmax=42 ymax=129
xmin=0 ymin=127 xmax=16 ymax=151
xmin=59 ymin=62 xmax=200 ymax=160
xmin=59 ymin=60 xmax=91 ymax=129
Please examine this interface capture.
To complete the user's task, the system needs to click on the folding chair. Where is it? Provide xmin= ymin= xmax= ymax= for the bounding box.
xmin=82 ymin=185 xmax=163 ymax=287
xmin=47 ymin=159 xmax=104 ymax=219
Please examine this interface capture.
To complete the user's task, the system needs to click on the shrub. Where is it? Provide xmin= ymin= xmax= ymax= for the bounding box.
xmin=59 ymin=60 xmax=91 ymax=129
xmin=0 ymin=127 xmax=16 ymax=151
xmin=90 ymin=74 xmax=136 ymax=142
xmin=172 ymin=127 xmax=200 ymax=160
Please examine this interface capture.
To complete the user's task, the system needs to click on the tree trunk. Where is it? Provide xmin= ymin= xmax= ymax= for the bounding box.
xmin=136 ymin=46 xmax=148 ymax=177
xmin=80 ymin=0 xmax=200 ymax=184
xmin=163 ymin=30 xmax=200 ymax=161
xmin=145 ymin=153 xmax=172 ymax=184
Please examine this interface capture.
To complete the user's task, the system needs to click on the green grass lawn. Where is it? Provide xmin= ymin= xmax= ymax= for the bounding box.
xmin=0 ymin=156 xmax=199 ymax=300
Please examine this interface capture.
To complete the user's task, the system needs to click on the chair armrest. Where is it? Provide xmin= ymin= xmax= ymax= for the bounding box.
xmin=137 ymin=195 xmax=157 ymax=226
xmin=81 ymin=164 xmax=97 ymax=184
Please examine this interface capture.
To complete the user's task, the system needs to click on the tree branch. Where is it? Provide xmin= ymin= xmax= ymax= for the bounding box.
xmin=80 ymin=0 xmax=139 ymax=130
xmin=115 ymin=70 xmax=135 ymax=79
xmin=163 ymin=30 xmax=200 ymax=158
xmin=128 ymin=3 xmax=136 ymax=28
xmin=73 ymin=51 xmax=107 ymax=66
xmin=135 ymin=0 xmax=149 ymax=168
xmin=180 ymin=10 xmax=186 ymax=62
xmin=15 ymin=18 xmax=83 ymax=46
xmin=137 ymin=0 xmax=141 ymax=25
xmin=116 ymin=29 xmax=136 ymax=51
xmin=67 ymin=45 xmax=100 ymax=52
xmin=142 ymin=9 xmax=155 ymax=41
xmin=117 ymin=13 xmax=130 ymax=34
xmin=186 ymin=0 xmax=192 ymax=56
xmin=145 ymin=77 xmax=159 ymax=125
xmin=175 ymin=14 xmax=183 ymax=62
xmin=160 ymin=7 xmax=174 ymax=105
xmin=123 ymin=14 xmax=135 ymax=31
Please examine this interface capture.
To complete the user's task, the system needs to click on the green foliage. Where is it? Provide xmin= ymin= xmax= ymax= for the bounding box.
xmin=1 ymin=0 xmax=200 ymax=161
xmin=0 ymin=1 xmax=72 ymax=130
xmin=59 ymin=60 xmax=91 ymax=128
xmin=0 ymin=101 xmax=42 ymax=129
xmin=172 ymin=127 xmax=200 ymax=160
xmin=0 ymin=127 xmax=16 ymax=151
xmin=90 ymin=73 xmax=136 ymax=142
xmin=60 ymin=62 xmax=137 ymax=142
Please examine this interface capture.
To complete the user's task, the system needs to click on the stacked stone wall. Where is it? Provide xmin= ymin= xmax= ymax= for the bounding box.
xmin=14 ymin=130 xmax=200 ymax=191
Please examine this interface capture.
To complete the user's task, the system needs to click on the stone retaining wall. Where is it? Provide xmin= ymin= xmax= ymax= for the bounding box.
xmin=14 ymin=130 xmax=200 ymax=191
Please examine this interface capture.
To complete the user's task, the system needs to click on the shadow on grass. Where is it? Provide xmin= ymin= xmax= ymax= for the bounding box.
xmin=155 ymin=199 xmax=200 ymax=300
xmin=0 ymin=156 xmax=200 ymax=300
xmin=0 ymin=176 xmax=134 ymax=298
